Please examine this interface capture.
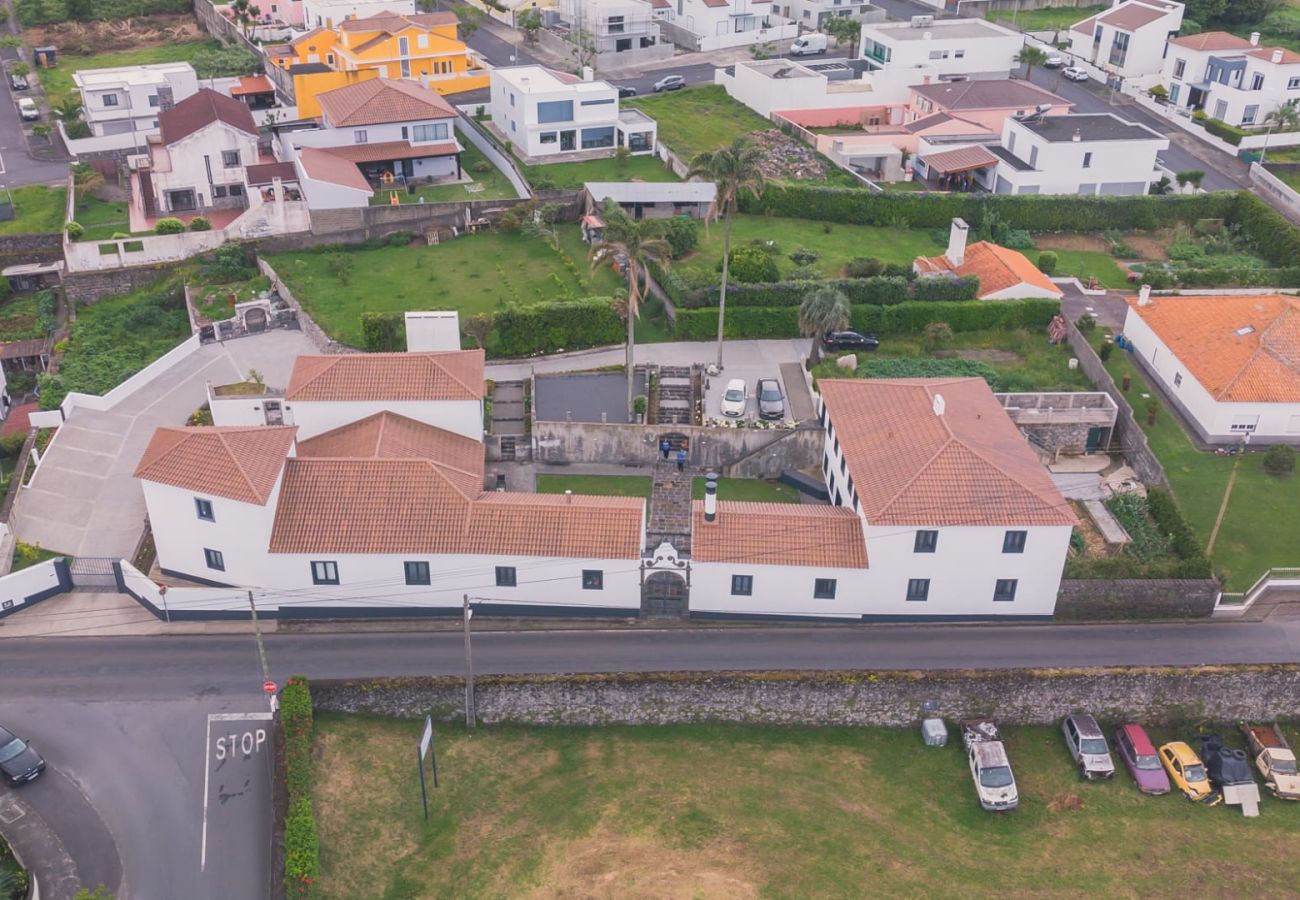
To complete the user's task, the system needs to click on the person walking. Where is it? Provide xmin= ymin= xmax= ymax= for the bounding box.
xmin=676 ymin=448 xmax=687 ymax=472
xmin=660 ymin=437 xmax=671 ymax=460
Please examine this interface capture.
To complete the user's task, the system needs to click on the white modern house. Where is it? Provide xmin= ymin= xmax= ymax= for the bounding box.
xmin=1068 ymin=0 xmax=1184 ymax=82
xmin=774 ymin=0 xmax=881 ymax=29
xmin=659 ymin=0 xmax=799 ymax=53
xmin=73 ymin=62 xmax=199 ymax=138
xmin=301 ymin=0 xmax=414 ymax=29
xmin=990 ymin=112 xmax=1168 ymax=196
xmin=557 ymin=0 xmax=672 ymax=66
xmin=1120 ymin=290 xmax=1300 ymax=443
xmin=859 ymin=17 xmax=1023 ymax=80
xmin=1161 ymin=31 xmax=1300 ymax=127
xmin=488 ymin=65 xmax=656 ymax=160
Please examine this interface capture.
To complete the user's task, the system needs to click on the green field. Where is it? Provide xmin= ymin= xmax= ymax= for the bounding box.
xmin=264 ymin=229 xmax=622 ymax=348
xmin=35 ymin=41 xmax=255 ymax=108
xmin=624 ymin=85 xmax=772 ymax=162
xmin=987 ymin=3 xmax=1104 ymax=32
xmin=312 ymin=715 xmax=1300 ymax=899
xmin=690 ymin=477 xmax=801 ymax=503
xmin=524 ymin=153 xmax=680 ymax=190
xmin=0 ymin=185 xmax=67 ymax=235
xmin=1042 ymin=248 xmax=1132 ymax=289
xmin=535 ymin=474 xmax=652 ymax=499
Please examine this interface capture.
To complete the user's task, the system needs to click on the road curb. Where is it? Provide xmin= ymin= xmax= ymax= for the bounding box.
xmin=0 ymin=791 xmax=79 ymax=900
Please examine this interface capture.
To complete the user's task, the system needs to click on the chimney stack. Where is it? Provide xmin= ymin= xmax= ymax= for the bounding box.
xmin=1072 ymin=128 xmax=1081 ymax=142
xmin=932 ymin=393 xmax=945 ymax=417
xmin=1273 ymin=48 xmax=1285 ymax=64
xmin=582 ymin=65 xmax=594 ymax=81
xmin=704 ymin=472 xmax=718 ymax=523
xmin=946 ymin=217 xmax=969 ymax=267
xmin=1250 ymin=32 xmax=1261 ymax=46
xmin=1138 ymin=284 xmax=1152 ymax=306
xmin=565 ymin=489 xmax=573 ymax=504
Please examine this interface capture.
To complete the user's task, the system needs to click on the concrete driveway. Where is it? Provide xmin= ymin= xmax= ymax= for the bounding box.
xmin=14 ymin=331 xmax=318 ymax=558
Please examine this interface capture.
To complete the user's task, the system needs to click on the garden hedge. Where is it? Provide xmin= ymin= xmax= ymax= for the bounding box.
xmin=666 ymin=274 xmax=981 ymax=309
xmin=1227 ymin=192 xmax=1300 ymax=268
xmin=282 ymin=676 xmax=319 ymax=898
xmin=673 ymin=298 xmax=1060 ymax=340
xmin=1140 ymin=265 xmax=1300 ymax=289
xmin=492 ymin=297 xmax=624 ymax=358
xmin=1201 ymin=117 xmax=1247 ymax=145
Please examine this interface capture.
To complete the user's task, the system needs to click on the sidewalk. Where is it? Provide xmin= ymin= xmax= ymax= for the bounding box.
xmin=486 ymin=338 xmax=812 ymax=381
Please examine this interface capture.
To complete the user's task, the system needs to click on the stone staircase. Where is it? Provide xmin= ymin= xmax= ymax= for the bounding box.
xmin=490 ymin=380 xmax=528 ymax=461
xmin=645 ymin=461 xmax=693 ymax=556
xmin=655 ymin=365 xmax=694 ymax=426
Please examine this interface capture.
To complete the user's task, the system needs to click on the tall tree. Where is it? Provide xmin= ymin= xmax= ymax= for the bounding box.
xmin=822 ymin=16 xmax=860 ymax=51
xmin=798 ymin=286 xmax=850 ymax=368
xmin=455 ymin=5 xmax=485 ymax=41
xmin=517 ymin=7 xmax=543 ymax=44
xmin=687 ymin=138 xmax=767 ymax=370
xmin=1261 ymin=99 xmax=1300 ymax=164
xmin=589 ymin=200 xmax=672 ymax=419
xmin=1015 ymin=45 xmax=1048 ymax=81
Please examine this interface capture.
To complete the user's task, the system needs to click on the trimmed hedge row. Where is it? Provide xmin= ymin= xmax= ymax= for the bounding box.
xmin=673 ymin=298 xmax=1060 ymax=340
xmin=492 ymin=297 xmax=624 ymax=358
xmin=1228 ymin=191 xmax=1300 ymax=268
xmin=1138 ymin=266 xmax=1300 ymax=289
xmin=1201 ymin=117 xmax=1247 ymax=146
xmin=740 ymin=185 xmax=1238 ymax=231
xmin=282 ymin=676 xmax=319 ymax=899
xmin=676 ymin=274 xmax=982 ymax=309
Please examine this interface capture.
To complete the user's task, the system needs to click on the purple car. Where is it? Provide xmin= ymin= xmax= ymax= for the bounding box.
xmin=1114 ymin=723 xmax=1171 ymax=794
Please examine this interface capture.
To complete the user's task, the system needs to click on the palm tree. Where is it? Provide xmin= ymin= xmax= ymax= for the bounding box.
xmin=798 ymin=286 xmax=850 ymax=368
xmin=1015 ymin=45 xmax=1048 ymax=81
xmin=52 ymin=97 xmax=84 ymax=125
xmin=688 ymin=138 xmax=766 ymax=370
xmin=1260 ymin=99 xmax=1300 ymax=165
xmin=589 ymin=199 xmax=672 ymax=420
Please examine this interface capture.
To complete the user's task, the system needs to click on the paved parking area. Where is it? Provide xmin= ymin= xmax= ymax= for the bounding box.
xmin=15 ymin=331 xmax=317 ymax=558
xmin=703 ymin=342 xmax=810 ymax=423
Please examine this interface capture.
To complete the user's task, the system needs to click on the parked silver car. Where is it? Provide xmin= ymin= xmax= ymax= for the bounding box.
xmin=757 ymin=377 xmax=784 ymax=420
xmin=1063 ymin=714 xmax=1116 ymax=779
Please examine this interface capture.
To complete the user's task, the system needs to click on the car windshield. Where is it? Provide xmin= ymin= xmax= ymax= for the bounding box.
xmin=1080 ymin=738 xmax=1108 ymax=755
xmin=759 ymin=385 xmax=781 ymax=401
xmin=724 ymin=388 xmax=743 ymax=402
xmin=1272 ymin=758 xmax=1298 ymax=775
xmin=979 ymin=766 xmax=1014 ymax=789
xmin=1136 ymin=754 xmax=1162 ymax=770
xmin=0 ymin=738 xmax=27 ymax=764
xmin=1184 ymin=764 xmax=1207 ymax=782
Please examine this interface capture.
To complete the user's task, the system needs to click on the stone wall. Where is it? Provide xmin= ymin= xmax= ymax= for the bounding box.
xmin=62 ymin=263 xmax=171 ymax=304
xmin=1055 ymin=579 xmax=1220 ymax=620
xmin=0 ymin=233 xmax=62 ymax=271
xmin=256 ymin=257 xmax=354 ymax=353
xmin=1019 ymin=421 xmax=1091 ymax=455
xmin=309 ymin=664 xmax=1300 ymax=727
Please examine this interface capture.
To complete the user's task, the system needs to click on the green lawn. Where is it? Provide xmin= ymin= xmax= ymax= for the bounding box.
xmin=623 ymin=85 xmax=772 ymax=162
xmin=524 ymin=153 xmax=680 ymax=190
xmin=1041 ymin=247 xmax=1131 ymax=290
xmin=70 ymin=191 xmax=137 ymax=241
xmin=312 ymin=715 xmax=1300 ymax=899
xmin=535 ymin=474 xmax=652 ymax=499
xmin=0 ymin=293 xmax=46 ymax=341
xmin=690 ymin=477 xmax=800 ymax=503
xmin=0 ymin=185 xmax=68 ymax=235
xmin=10 ymin=541 xmax=66 ymax=572
xmin=678 ymin=215 xmax=943 ymax=282
xmin=264 ymin=228 xmax=622 ymax=348
xmin=987 ymin=3 xmax=1103 ymax=31
xmin=35 ymin=42 xmax=247 ymax=108
xmin=370 ymin=142 xmax=520 ymax=204
xmin=1098 ymin=334 xmax=1299 ymax=589
xmin=192 ymin=274 xmax=272 ymax=322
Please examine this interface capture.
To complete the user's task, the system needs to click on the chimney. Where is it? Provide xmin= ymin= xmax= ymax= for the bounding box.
xmin=946 ymin=217 xmax=969 ymax=267
xmin=1250 ymin=32 xmax=1261 ymax=46
xmin=565 ymin=489 xmax=573 ymax=504
xmin=932 ymin=393 xmax=945 ymax=417
xmin=582 ymin=65 xmax=594 ymax=81
xmin=1138 ymin=284 xmax=1152 ymax=306
xmin=704 ymin=473 xmax=718 ymax=523
xmin=1072 ymin=128 xmax=1081 ymax=142
xmin=1273 ymin=48 xmax=1285 ymax=65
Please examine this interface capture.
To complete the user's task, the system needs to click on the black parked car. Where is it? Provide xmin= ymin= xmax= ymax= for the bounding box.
xmin=0 ymin=724 xmax=46 ymax=786
xmin=1195 ymin=734 xmax=1255 ymax=790
xmin=615 ymin=84 xmax=637 ymax=98
xmin=757 ymin=377 xmax=785 ymax=420
xmin=823 ymin=331 xmax=880 ymax=352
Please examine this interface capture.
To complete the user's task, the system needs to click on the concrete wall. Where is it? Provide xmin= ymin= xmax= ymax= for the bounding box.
xmin=1055 ymin=578 xmax=1221 ymax=621
xmin=308 ymin=664 xmax=1300 ymax=726
xmin=0 ymin=558 xmax=69 ymax=619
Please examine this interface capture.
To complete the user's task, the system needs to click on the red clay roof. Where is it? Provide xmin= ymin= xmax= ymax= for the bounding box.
xmin=691 ymin=502 xmax=868 ymax=568
xmin=818 ymin=378 xmax=1075 ymax=527
xmin=285 ymin=351 xmax=485 ymax=402
xmin=231 ymin=75 xmax=275 ymax=96
xmin=296 ymin=146 xmax=372 ymax=192
xmin=245 ymin=161 xmax=298 ymax=185
xmin=1124 ymin=293 xmax=1300 ymax=402
xmin=295 ymin=411 xmax=483 ymax=490
xmin=911 ymin=79 xmax=1067 ymax=112
xmin=0 ymin=402 xmax=35 ymax=438
xmin=134 ymin=425 xmax=297 ymax=505
xmin=915 ymin=240 xmax=1063 ymax=299
xmin=1168 ymin=31 xmax=1254 ymax=52
xmin=1098 ymin=2 xmax=1165 ymax=30
xmin=158 ymin=88 xmax=257 ymax=145
xmin=339 ymin=10 xmax=457 ymax=33
xmin=316 ymin=78 xmax=456 ymax=127
xmin=1248 ymin=47 xmax=1300 ymax=66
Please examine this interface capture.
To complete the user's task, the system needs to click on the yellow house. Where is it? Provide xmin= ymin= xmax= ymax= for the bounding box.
xmin=271 ymin=10 xmax=489 ymax=117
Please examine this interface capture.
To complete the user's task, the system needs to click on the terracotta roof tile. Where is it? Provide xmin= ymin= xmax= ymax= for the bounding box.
xmin=316 ymin=78 xmax=456 ymax=127
xmin=911 ymin=79 xmax=1067 ymax=112
xmin=915 ymin=240 xmax=1062 ymax=299
xmin=920 ymin=144 xmax=999 ymax=174
xmin=1168 ymin=31 xmax=1254 ymax=52
xmin=691 ymin=502 xmax=868 ymax=568
xmin=1098 ymin=2 xmax=1164 ymax=30
xmin=467 ymin=492 xmax=644 ymax=558
xmin=1124 ymin=293 xmax=1300 ymax=402
xmin=818 ymin=378 xmax=1075 ymax=527
xmin=231 ymin=75 xmax=275 ymax=96
xmin=323 ymin=140 xmax=459 ymax=162
xmin=286 ymin=350 xmax=484 ymax=402
xmin=1248 ymin=47 xmax=1300 ymax=66
xmin=135 ymin=426 xmax=297 ymax=505
xmin=245 ymin=161 xmax=298 ymax=185
xmin=296 ymin=411 xmax=483 ymax=489
xmin=158 ymin=88 xmax=257 ymax=146
xmin=339 ymin=10 xmax=457 ymax=32
xmin=296 ymin=146 xmax=372 ymax=192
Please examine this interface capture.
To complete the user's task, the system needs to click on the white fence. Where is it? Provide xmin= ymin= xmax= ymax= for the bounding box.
xmin=1214 ymin=568 xmax=1300 ymax=617
xmin=59 ymin=121 xmax=150 ymax=158
xmin=38 ymin=333 xmax=202 ymax=423
xmin=64 ymin=229 xmax=228 ymax=271
xmin=0 ymin=558 xmax=64 ymax=618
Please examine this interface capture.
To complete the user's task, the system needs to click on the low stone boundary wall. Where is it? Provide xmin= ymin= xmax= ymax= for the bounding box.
xmin=310 ymin=665 xmax=1300 ymax=727
xmin=1055 ymin=578 xmax=1220 ymax=620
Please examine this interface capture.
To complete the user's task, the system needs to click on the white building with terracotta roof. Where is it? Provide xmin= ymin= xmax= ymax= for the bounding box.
xmin=914 ymin=218 xmax=1062 ymax=301
xmin=1160 ymin=31 xmax=1300 ymax=127
xmin=1067 ymin=0 xmax=1184 ymax=81
xmin=1121 ymin=290 xmax=1300 ymax=443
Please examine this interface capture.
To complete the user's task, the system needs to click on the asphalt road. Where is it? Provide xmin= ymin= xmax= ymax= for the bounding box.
xmin=0 ymin=35 xmax=71 ymax=187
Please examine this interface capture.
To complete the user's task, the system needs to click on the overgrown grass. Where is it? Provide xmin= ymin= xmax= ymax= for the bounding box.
xmin=0 ymin=185 xmax=68 ymax=235
xmin=986 ymin=3 xmax=1104 ymax=31
xmin=35 ymin=41 xmax=256 ymax=108
xmin=192 ymin=275 xmax=271 ymax=322
xmin=0 ymin=293 xmax=46 ymax=341
xmin=535 ymin=474 xmax=652 ymax=499
xmin=623 ymin=85 xmax=772 ymax=162
xmin=312 ymin=715 xmax=1300 ymax=899
xmin=690 ymin=477 xmax=801 ymax=503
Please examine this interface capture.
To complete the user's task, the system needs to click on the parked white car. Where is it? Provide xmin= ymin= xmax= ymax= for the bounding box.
xmin=1062 ymin=67 xmax=1089 ymax=83
xmin=720 ymin=378 xmax=747 ymax=418
xmin=962 ymin=720 xmax=1018 ymax=811
xmin=1044 ymin=55 xmax=1065 ymax=68
xmin=18 ymin=98 xmax=38 ymax=121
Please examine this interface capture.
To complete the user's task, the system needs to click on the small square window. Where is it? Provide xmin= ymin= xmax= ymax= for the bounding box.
xmin=496 ymin=566 xmax=517 ymax=587
xmin=913 ymin=530 xmax=938 ymax=553
xmin=731 ymin=574 xmax=753 ymax=596
xmin=582 ymin=569 xmax=604 ymax=590
xmin=221 ymin=149 xmax=240 ymax=168
xmin=906 ymin=578 xmax=930 ymax=602
xmin=993 ymin=579 xmax=1018 ymax=602
xmin=814 ymin=578 xmax=837 ymax=600
xmin=204 ymin=548 xmax=225 ymax=571
xmin=311 ymin=560 xmax=339 ymax=585
xmin=148 ymin=94 xmax=160 ymax=107
xmin=103 ymin=93 xmax=119 ymax=107
xmin=1003 ymin=530 xmax=1027 ymax=554
xmin=195 ymin=498 xmax=215 ymax=521
xmin=228 ymin=184 xmax=243 ymax=197
xmin=353 ymin=130 xmax=368 ymax=144
xmin=404 ymin=561 xmax=430 ymax=585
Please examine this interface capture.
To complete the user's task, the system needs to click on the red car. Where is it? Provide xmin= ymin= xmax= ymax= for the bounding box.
xmin=1114 ymin=723 xmax=1171 ymax=795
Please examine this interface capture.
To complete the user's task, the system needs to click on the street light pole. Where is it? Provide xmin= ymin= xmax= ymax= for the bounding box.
xmin=462 ymin=593 xmax=476 ymax=730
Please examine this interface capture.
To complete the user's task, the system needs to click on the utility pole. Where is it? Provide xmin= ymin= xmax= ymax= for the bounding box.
xmin=248 ymin=590 xmax=273 ymax=709
xmin=463 ymin=594 xmax=476 ymax=730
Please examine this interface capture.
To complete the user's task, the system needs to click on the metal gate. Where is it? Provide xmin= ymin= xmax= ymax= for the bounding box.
xmin=640 ymin=571 xmax=689 ymax=619
xmin=68 ymin=557 xmax=118 ymax=590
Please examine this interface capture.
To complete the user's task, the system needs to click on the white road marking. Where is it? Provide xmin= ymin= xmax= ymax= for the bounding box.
xmin=0 ymin=152 xmax=6 ymax=175
xmin=201 ymin=711 xmax=274 ymax=872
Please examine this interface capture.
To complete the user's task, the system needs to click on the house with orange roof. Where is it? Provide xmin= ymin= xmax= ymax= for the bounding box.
xmin=1160 ymin=30 xmax=1300 ymax=127
xmin=1067 ymin=0 xmax=1184 ymax=80
xmin=1120 ymin=289 xmax=1300 ymax=443
xmin=914 ymin=218 xmax=1063 ymax=301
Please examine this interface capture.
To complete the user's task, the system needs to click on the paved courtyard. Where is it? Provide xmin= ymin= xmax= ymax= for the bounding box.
xmin=14 ymin=331 xmax=317 ymax=559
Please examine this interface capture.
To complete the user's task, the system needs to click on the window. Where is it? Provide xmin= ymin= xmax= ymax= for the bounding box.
xmin=311 ymin=560 xmax=339 ymax=585
xmin=212 ymin=185 xmax=228 ymax=199
xmin=1243 ymin=104 xmax=1259 ymax=125
xmin=404 ymin=561 xmax=431 ymax=585
xmin=148 ymin=94 xmax=160 ymax=108
xmin=228 ymin=184 xmax=243 ymax=197
xmin=353 ymin=129 xmax=368 ymax=144
xmin=914 ymin=530 xmax=938 ymax=553
xmin=1290 ymin=76 xmax=1300 ymax=90
xmin=327 ymin=53 xmax=335 ymax=66
xmin=928 ymin=50 xmax=943 ymax=60
xmin=221 ymin=149 xmax=240 ymax=168
xmin=1251 ymin=73 xmax=1264 ymax=91
xmin=1082 ymin=152 xmax=1092 ymax=169
xmin=1173 ymin=58 xmax=1185 ymax=80
xmin=582 ymin=569 xmax=604 ymax=590
xmin=822 ymin=454 xmax=830 ymax=476
xmin=581 ymin=97 xmax=615 ymax=107
xmin=103 ymin=93 xmax=119 ymax=107
xmin=731 ymin=574 xmax=753 ymax=596
xmin=509 ymin=92 xmax=515 ymax=107
xmin=954 ymin=49 xmax=965 ymax=59
xmin=204 ymin=548 xmax=225 ymax=571
xmin=411 ymin=122 xmax=449 ymax=142
xmin=1230 ymin=415 xmax=1259 ymax=432
xmin=398 ymin=36 xmax=409 ymax=56
xmin=581 ymin=126 xmax=616 ymax=149
xmin=537 ymin=100 xmax=574 ymax=123
xmin=608 ymin=14 xmax=625 ymax=32
xmin=1003 ymin=530 xmax=1027 ymax=554
xmin=993 ymin=579 xmax=1018 ymax=602
xmin=539 ymin=132 xmax=557 ymax=144
xmin=906 ymin=578 xmax=930 ymax=602
xmin=195 ymin=498 xmax=215 ymax=522
xmin=1028 ymin=146 xmax=1039 ymax=169
xmin=814 ymin=578 xmax=837 ymax=600
xmin=496 ymin=566 xmax=517 ymax=587
xmin=417 ymin=33 xmax=428 ymax=49
xmin=1174 ymin=372 xmax=1183 ymax=387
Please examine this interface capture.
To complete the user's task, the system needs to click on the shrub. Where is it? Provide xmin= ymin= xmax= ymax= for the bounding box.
xmin=725 ymin=245 xmax=781 ymax=283
xmin=360 ymin=311 xmax=405 ymax=351
xmin=386 ymin=230 xmax=413 ymax=247
xmin=154 ymin=217 xmax=185 ymax=235
xmin=281 ymin=676 xmax=318 ymax=898
xmin=493 ymin=297 xmax=624 ymax=357
xmin=1075 ymin=313 xmax=1097 ymax=331
xmin=922 ymin=320 xmax=954 ymax=351
xmin=35 ymin=289 xmax=56 ymax=335
xmin=1037 ymin=250 xmax=1058 ymax=275
xmin=0 ymin=432 xmax=25 ymax=458
xmin=1099 ymin=341 xmax=1114 ymax=361
xmin=187 ymin=216 xmax=211 ymax=232
xmin=209 ymin=244 xmax=254 ymax=281
xmin=1167 ymin=240 xmax=1204 ymax=261
xmin=1263 ymin=444 xmax=1296 ymax=477
xmin=679 ymin=274 xmax=979 ymax=310
xmin=789 ymin=246 xmax=820 ymax=266
xmin=664 ymin=217 xmax=698 ymax=259
xmin=1229 ymin=192 xmax=1300 ymax=267
xmin=1201 ymin=117 xmax=1246 ymax=145
xmin=844 ymin=256 xmax=884 ymax=278
xmin=65 ymin=221 xmax=84 ymax=239
xmin=860 ymin=357 xmax=999 ymax=385
xmin=1147 ymin=488 xmax=1208 ymax=563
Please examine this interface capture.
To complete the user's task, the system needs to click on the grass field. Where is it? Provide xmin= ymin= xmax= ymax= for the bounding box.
xmin=35 ymin=41 xmax=252 ymax=107
xmin=1098 ymin=334 xmax=1299 ymax=589
xmin=312 ymin=715 xmax=1300 ymax=899
xmin=690 ymin=477 xmax=801 ymax=503
xmin=524 ymin=153 xmax=680 ymax=190
xmin=535 ymin=474 xmax=652 ymax=499
xmin=0 ymin=293 xmax=46 ymax=341
xmin=0 ymin=185 xmax=67 ymax=235
xmin=264 ymin=229 xmax=622 ymax=348
xmin=624 ymin=85 xmax=771 ymax=162
xmin=1043 ymin=248 xmax=1132 ymax=289
xmin=987 ymin=3 xmax=1104 ymax=31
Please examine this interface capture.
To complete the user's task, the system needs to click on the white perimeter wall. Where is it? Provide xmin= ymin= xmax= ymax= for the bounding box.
xmin=0 ymin=560 xmax=63 ymax=616
xmin=286 ymin=398 xmax=483 ymax=440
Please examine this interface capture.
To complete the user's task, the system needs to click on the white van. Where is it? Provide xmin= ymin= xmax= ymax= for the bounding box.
xmin=789 ymin=33 xmax=827 ymax=56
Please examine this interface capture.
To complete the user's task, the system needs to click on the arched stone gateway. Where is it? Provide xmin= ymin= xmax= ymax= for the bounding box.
xmin=243 ymin=307 xmax=269 ymax=333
